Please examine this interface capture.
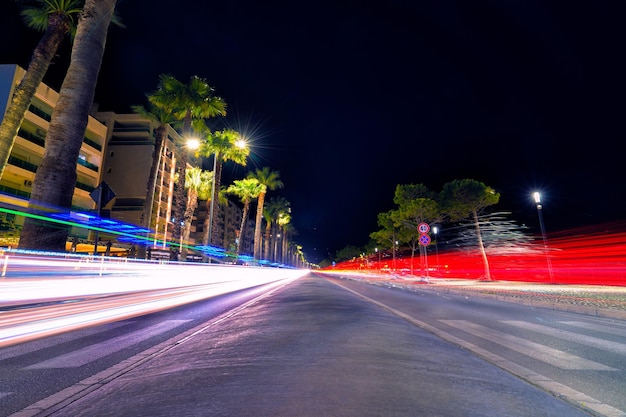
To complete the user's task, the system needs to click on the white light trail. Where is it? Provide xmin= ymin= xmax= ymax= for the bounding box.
xmin=0 ymin=254 xmax=309 ymax=347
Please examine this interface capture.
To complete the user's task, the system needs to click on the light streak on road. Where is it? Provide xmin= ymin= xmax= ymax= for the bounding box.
xmin=327 ymin=222 xmax=626 ymax=286
xmin=0 ymin=253 xmax=309 ymax=348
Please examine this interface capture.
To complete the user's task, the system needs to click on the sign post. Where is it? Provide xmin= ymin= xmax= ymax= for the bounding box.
xmin=417 ymin=222 xmax=431 ymax=280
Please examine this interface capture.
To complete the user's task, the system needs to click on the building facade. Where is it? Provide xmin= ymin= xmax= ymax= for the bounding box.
xmin=0 ymin=64 xmax=107 ymax=239
xmin=0 ymin=64 xmax=257 ymax=258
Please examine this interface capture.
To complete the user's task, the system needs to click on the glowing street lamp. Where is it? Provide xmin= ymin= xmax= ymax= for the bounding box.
xmin=186 ymin=137 xmax=200 ymax=150
xmin=432 ymin=226 xmax=440 ymax=275
xmin=206 ymin=136 xmax=248 ymax=254
xmin=533 ymin=192 xmax=554 ymax=283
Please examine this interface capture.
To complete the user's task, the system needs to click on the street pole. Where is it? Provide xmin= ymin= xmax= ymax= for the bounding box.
xmin=533 ymin=192 xmax=554 ymax=283
xmin=207 ymin=153 xmax=218 ymax=253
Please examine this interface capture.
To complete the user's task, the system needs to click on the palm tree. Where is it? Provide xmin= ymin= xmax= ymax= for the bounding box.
xmin=226 ymin=178 xmax=263 ymax=256
xmin=19 ymin=0 xmax=117 ymax=251
xmin=277 ymin=212 xmax=291 ymax=264
xmin=197 ymin=129 xmax=249 ymax=246
xmin=180 ymin=167 xmax=211 ymax=259
xmin=0 ymin=0 xmax=82 ymax=180
xmin=247 ymin=167 xmax=283 ymax=260
xmin=263 ymin=196 xmax=289 ymax=261
xmin=130 ymin=103 xmax=177 ymax=257
xmin=148 ymin=74 xmax=226 ymax=246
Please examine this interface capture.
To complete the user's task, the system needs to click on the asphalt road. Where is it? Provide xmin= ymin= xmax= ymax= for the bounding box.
xmin=4 ymin=274 xmax=619 ymax=416
xmin=0 ymin=281 xmax=287 ymax=416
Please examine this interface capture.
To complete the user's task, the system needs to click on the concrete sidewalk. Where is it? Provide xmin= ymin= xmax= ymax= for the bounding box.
xmin=13 ymin=276 xmax=590 ymax=417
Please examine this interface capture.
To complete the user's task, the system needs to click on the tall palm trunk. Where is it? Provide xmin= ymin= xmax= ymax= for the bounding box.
xmin=202 ymin=153 xmax=220 ymax=247
xmin=253 ymin=191 xmax=266 ymax=259
xmin=237 ymin=201 xmax=250 ymax=256
xmin=263 ymin=218 xmax=271 ymax=260
xmin=172 ymin=112 xmax=192 ymax=246
xmin=210 ymin=158 xmax=223 ymax=246
xmin=0 ymin=13 xmax=70 ymax=180
xmin=281 ymin=229 xmax=288 ymax=264
xmin=19 ymin=0 xmax=116 ymax=251
xmin=181 ymin=188 xmax=198 ymax=259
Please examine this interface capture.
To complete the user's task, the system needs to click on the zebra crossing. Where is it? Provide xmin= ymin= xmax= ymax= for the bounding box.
xmin=25 ymin=319 xmax=190 ymax=369
xmin=440 ymin=319 xmax=619 ymax=371
xmin=0 ymin=319 xmax=191 ymax=409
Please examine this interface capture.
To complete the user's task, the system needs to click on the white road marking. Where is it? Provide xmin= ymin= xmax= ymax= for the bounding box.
xmin=0 ymin=321 xmax=130 ymax=361
xmin=440 ymin=320 xmax=617 ymax=371
xmin=504 ymin=320 xmax=626 ymax=355
xmin=24 ymin=320 xmax=191 ymax=369
xmin=560 ymin=320 xmax=626 ymax=337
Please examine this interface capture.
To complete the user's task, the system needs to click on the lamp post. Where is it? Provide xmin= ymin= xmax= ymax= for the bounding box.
xmin=433 ymin=226 xmax=440 ymax=276
xmin=177 ymin=138 xmax=200 ymax=261
xmin=206 ymin=152 xmax=218 ymax=250
xmin=533 ymin=192 xmax=554 ymax=283
xmin=206 ymin=137 xmax=247 ymax=254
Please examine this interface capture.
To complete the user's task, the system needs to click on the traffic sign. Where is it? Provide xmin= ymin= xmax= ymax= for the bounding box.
xmin=417 ymin=222 xmax=430 ymax=234
xmin=419 ymin=234 xmax=431 ymax=246
xmin=90 ymin=181 xmax=116 ymax=207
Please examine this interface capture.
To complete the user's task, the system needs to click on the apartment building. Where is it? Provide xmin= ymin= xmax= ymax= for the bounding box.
xmin=0 ymin=64 xmax=255 ymax=256
xmin=0 ymin=64 xmax=107 ymax=239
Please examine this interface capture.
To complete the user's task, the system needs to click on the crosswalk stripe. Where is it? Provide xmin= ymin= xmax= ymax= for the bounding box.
xmin=560 ymin=321 xmax=626 ymax=337
xmin=0 ymin=392 xmax=13 ymax=399
xmin=0 ymin=321 xmax=130 ymax=361
xmin=504 ymin=321 xmax=626 ymax=355
xmin=440 ymin=320 xmax=617 ymax=371
xmin=24 ymin=320 xmax=191 ymax=369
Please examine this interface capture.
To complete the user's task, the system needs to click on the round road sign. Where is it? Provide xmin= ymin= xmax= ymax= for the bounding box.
xmin=417 ymin=222 xmax=430 ymax=234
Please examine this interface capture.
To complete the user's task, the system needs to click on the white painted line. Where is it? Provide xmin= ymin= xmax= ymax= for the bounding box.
xmin=24 ymin=320 xmax=190 ymax=369
xmin=561 ymin=321 xmax=626 ymax=337
xmin=505 ymin=320 xmax=626 ymax=355
xmin=329 ymin=280 xmax=625 ymax=417
xmin=441 ymin=320 xmax=616 ymax=371
xmin=0 ymin=322 xmax=130 ymax=361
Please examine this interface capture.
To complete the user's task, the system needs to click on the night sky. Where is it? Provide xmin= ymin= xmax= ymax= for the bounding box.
xmin=2 ymin=1 xmax=626 ymax=263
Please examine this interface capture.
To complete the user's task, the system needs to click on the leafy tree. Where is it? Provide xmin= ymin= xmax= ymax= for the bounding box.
xmin=335 ymin=245 xmax=363 ymax=263
xmin=197 ymin=129 xmax=249 ymax=247
xmin=247 ymin=167 xmax=283 ymax=259
xmin=148 ymin=74 xmax=226 ymax=245
xmin=440 ymin=179 xmax=500 ymax=280
xmin=370 ymin=210 xmax=400 ymax=269
xmin=392 ymin=184 xmax=441 ymax=274
xmin=226 ymin=178 xmax=263 ymax=256
xmin=392 ymin=187 xmax=441 ymax=275
xmin=19 ymin=0 xmax=117 ymax=251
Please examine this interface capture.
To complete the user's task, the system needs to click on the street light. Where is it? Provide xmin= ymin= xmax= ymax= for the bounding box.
xmin=206 ymin=136 xmax=248 ymax=253
xmin=432 ymin=226 xmax=440 ymax=275
xmin=533 ymin=192 xmax=554 ymax=283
